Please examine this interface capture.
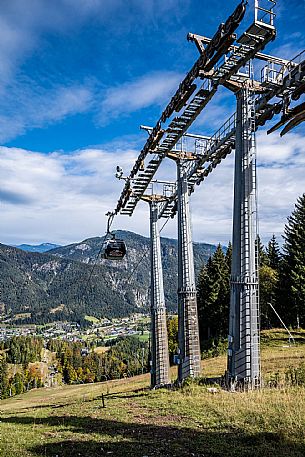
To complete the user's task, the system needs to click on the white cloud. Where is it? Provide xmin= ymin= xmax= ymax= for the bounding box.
xmin=0 ymin=83 xmax=93 ymax=142
xmin=0 ymin=69 xmax=181 ymax=143
xmin=0 ymin=17 xmax=27 ymax=85
xmin=46 ymin=87 xmax=93 ymax=122
xmin=0 ymin=0 xmax=190 ymax=142
xmin=256 ymin=130 xmax=305 ymax=165
xmin=0 ymin=69 xmax=183 ymax=143
xmin=190 ymin=130 xmax=305 ymax=246
xmin=0 ymin=145 xmax=140 ymax=245
xmin=0 ymin=128 xmax=304 ymax=247
xmin=98 ymin=72 xmax=182 ymax=124
xmin=0 ymin=0 xmax=189 ymax=87
xmin=272 ymin=42 xmax=305 ymax=61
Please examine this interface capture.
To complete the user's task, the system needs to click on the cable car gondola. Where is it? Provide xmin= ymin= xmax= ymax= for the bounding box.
xmin=102 ymin=212 xmax=127 ymax=260
xmin=102 ymin=237 xmax=126 ymax=260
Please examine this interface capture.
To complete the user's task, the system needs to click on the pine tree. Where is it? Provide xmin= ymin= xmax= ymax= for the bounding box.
xmin=224 ymin=242 xmax=232 ymax=320
xmin=225 ymin=242 xmax=232 ymax=271
xmin=256 ymin=235 xmax=268 ymax=266
xmin=257 ymin=235 xmax=281 ymax=328
xmin=259 ymin=264 xmax=279 ymax=328
xmin=63 ymin=363 xmax=78 ymax=384
xmin=267 ymin=234 xmax=281 ymax=271
xmin=0 ymin=354 xmax=9 ymax=399
xmin=12 ymin=373 xmax=25 ymax=395
xmin=197 ymin=259 xmax=211 ymax=340
xmin=197 ymin=244 xmax=229 ymax=341
xmin=279 ymin=194 xmax=305 ymax=327
xmin=167 ymin=316 xmax=178 ymax=363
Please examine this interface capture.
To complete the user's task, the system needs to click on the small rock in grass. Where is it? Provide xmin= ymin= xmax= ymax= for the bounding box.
xmin=207 ymin=387 xmax=219 ymax=394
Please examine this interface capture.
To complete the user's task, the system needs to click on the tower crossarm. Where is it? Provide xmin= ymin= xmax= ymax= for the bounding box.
xmin=208 ymin=21 xmax=276 ymax=85
xmin=193 ymin=34 xmax=291 ymax=90
xmin=187 ymin=112 xmax=236 ymax=188
xmin=255 ymin=50 xmax=305 ymax=134
xmin=113 ymin=1 xmax=277 ymax=218
xmin=257 ymin=51 xmax=305 ymax=105
xmin=158 ymin=112 xmax=237 ymax=219
xmin=192 ymin=36 xmax=291 ymax=71
xmin=113 ymin=1 xmax=248 ymax=217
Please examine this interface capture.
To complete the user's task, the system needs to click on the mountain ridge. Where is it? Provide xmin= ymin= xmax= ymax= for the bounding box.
xmin=0 ymin=231 xmax=217 ymax=325
xmin=13 ymin=243 xmax=61 ymax=253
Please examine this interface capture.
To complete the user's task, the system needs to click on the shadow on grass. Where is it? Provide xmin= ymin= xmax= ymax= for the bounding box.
xmin=103 ymin=391 xmax=149 ymax=400
xmin=2 ymin=414 xmax=305 ymax=457
xmin=102 ymin=386 xmax=150 ymax=400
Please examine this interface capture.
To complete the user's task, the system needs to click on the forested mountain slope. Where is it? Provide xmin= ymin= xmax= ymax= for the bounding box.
xmin=0 ymin=231 xmax=217 ymax=325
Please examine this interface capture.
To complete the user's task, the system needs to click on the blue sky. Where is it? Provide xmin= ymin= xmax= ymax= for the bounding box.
xmin=0 ymin=0 xmax=304 ymax=246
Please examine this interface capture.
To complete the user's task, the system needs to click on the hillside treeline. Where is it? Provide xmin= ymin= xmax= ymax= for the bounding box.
xmin=0 ymin=336 xmax=148 ymax=399
xmin=47 ymin=336 xmax=148 ymax=384
xmin=0 ymin=336 xmax=44 ymax=398
xmin=0 ymin=232 xmax=213 ymax=326
xmin=197 ymin=193 xmax=305 ymax=343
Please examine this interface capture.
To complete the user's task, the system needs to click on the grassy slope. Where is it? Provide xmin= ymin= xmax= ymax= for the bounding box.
xmin=0 ymin=329 xmax=305 ymax=457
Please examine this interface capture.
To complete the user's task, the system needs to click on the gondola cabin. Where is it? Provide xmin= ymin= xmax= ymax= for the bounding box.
xmin=102 ymin=238 xmax=126 ymax=260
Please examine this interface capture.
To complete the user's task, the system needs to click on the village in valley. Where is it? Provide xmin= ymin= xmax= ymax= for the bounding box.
xmin=0 ymin=313 xmax=150 ymax=344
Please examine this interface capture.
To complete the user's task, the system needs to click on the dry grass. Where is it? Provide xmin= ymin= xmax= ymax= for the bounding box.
xmin=93 ymin=346 xmax=110 ymax=355
xmin=0 ymin=329 xmax=305 ymax=456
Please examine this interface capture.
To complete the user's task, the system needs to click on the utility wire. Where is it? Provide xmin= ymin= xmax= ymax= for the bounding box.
xmin=80 ymin=214 xmax=172 ymax=300
xmin=78 ymin=212 xmax=116 ymax=302
xmin=78 ymin=243 xmax=105 ymax=306
xmin=124 ymin=248 xmax=150 ymax=284
xmin=124 ymin=214 xmax=172 ymax=283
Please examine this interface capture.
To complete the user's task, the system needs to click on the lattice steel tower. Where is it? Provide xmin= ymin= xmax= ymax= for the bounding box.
xmin=142 ymin=195 xmax=171 ymax=388
xmin=227 ymin=83 xmax=260 ymax=388
xmin=176 ymin=159 xmax=201 ymax=381
xmin=112 ymin=0 xmax=305 ymax=390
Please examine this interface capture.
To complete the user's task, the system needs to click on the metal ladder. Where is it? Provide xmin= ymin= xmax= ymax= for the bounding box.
xmin=255 ymin=0 xmax=276 ymax=26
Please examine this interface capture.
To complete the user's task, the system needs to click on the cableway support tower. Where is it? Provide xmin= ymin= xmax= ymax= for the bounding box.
xmin=109 ymin=0 xmax=305 ymax=389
